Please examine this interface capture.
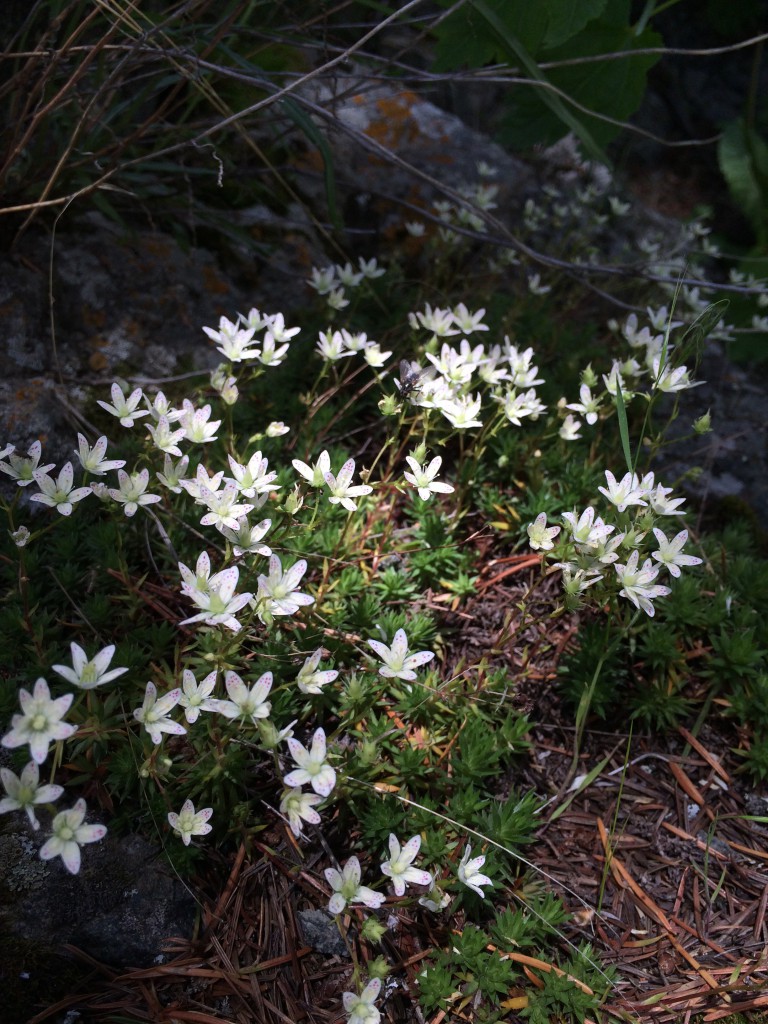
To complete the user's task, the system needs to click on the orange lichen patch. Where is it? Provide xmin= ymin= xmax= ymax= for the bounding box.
xmin=363 ymin=92 xmax=421 ymax=147
xmin=202 ymin=263 xmax=231 ymax=296
xmin=89 ymin=350 xmax=108 ymax=372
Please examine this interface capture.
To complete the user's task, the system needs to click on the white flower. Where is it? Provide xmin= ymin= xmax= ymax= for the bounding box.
xmin=439 ymin=393 xmax=483 ymax=430
xmin=218 ymin=515 xmax=272 ymax=558
xmin=178 ymin=550 xmax=214 ymax=595
xmin=317 ymin=329 xmax=354 ymax=361
xmin=566 ymin=383 xmax=601 ymax=425
xmin=197 ymin=481 xmax=254 ymax=531
xmin=264 ymin=312 xmax=301 ymax=343
xmin=177 ymin=669 xmax=220 ymax=723
xmin=144 ymin=390 xmax=183 ymax=422
xmin=419 ymin=886 xmax=451 ymax=912
xmin=145 ymin=415 xmax=186 ymax=456
xmin=30 ymin=462 xmax=92 ymax=516
xmin=284 ymin=727 xmax=336 ymax=797
xmin=325 ymin=458 xmax=373 ymax=512
xmin=202 ymin=316 xmax=261 ymax=362
xmin=266 ymin=420 xmax=289 ymax=437
xmin=452 ymin=303 xmax=489 ymax=334
xmin=651 ymin=528 xmax=703 ymax=578
xmin=325 ymin=857 xmax=385 ymax=915
xmin=256 ymin=554 xmax=314 ymax=618
xmin=97 ymin=382 xmax=150 ymax=427
xmin=358 ymin=256 xmax=386 ymax=279
xmin=133 ymin=682 xmax=186 ymax=744
xmin=647 ymin=482 xmax=686 ymax=516
xmin=74 ymin=434 xmax=125 ymax=475
xmin=216 ymin=670 xmax=272 ymax=724
xmin=410 ymin=303 xmax=458 ymax=337
xmin=39 ymin=799 xmax=107 ymax=874
xmin=598 ymin=470 xmax=648 ymax=513
xmin=335 ymin=261 xmax=364 ymax=287
xmin=52 ymin=642 xmax=128 ymax=690
xmin=1 ymin=679 xmax=77 ymax=764
xmin=562 ymin=507 xmax=614 ymax=549
xmin=500 ymin=388 xmax=546 ymax=425
xmin=0 ymin=441 xmax=55 ymax=486
xmin=308 ymin=265 xmax=338 ymax=295
xmin=651 ymin=356 xmax=701 ymax=393
xmin=108 ymin=468 xmax=162 ymax=517
xmin=178 ymin=399 xmax=221 ymax=444
xmin=528 ymin=273 xmax=552 ymax=295
xmin=258 ymin=332 xmax=290 ymax=366
xmin=227 ymin=451 xmax=279 ymax=498
xmin=156 ymin=454 xmax=190 ymax=493
xmin=296 ymin=649 xmax=339 ymax=694
xmin=405 ymin=221 xmax=425 ymax=236
xmin=363 ymin=343 xmax=392 ymax=368
xmin=10 ymin=525 xmax=30 ymax=547
xmin=293 ymin=450 xmax=331 ymax=488
xmin=614 ymin=550 xmax=671 ymax=616
xmin=457 ymin=844 xmax=493 ymax=898
xmin=559 ymin=414 xmax=582 ymax=441
xmin=179 ymin=464 xmax=225 ymax=500
xmin=180 ymin=565 xmax=253 ymax=632
xmin=167 ymin=799 xmax=213 ymax=845
xmin=0 ymin=761 xmax=64 ymax=830
xmin=527 ymin=512 xmax=560 ymax=551
xmin=343 ymin=978 xmax=382 ymax=1024
xmin=279 ymin=787 xmax=323 ymax=837
xmin=367 ymin=628 xmax=434 ymax=682
xmin=380 ymin=834 xmax=432 ymax=896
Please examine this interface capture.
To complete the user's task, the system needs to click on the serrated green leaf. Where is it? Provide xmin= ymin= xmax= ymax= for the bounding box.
xmin=432 ymin=0 xmax=548 ymax=71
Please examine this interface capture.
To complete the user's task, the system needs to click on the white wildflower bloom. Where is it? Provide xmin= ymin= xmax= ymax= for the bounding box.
xmin=559 ymin=563 xmax=603 ymax=595
xmin=108 ymin=468 xmax=162 ymax=517
xmin=296 ymin=649 xmax=339 ymax=695
xmin=528 ymin=272 xmax=552 ymax=295
xmin=213 ymin=373 xmax=239 ymax=406
xmin=651 ymin=528 xmax=703 ymax=578
xmin=358 ymin=256 xmax=386 ymax=278
xmin=527 ymin=512 xmax=560 ymax=551
xmin=264 ymin=312 xmax=301 ymax=343
xmin=308 ymin=265 xmax=338 ymax=295
xmin=0 ymin=442 xmax=13 ymax=460
xmin=178 ymin=399 xmax=221 ymax=444
xmin=457 ymin=844 xmax=493 ymax=898
xmin=284 ymin=727 xmax=336 ymax=797
xmin=363 ymin=342 xmax=392 ymax=368
xmin=216 ymin=670 xmax=272 ymax=724
xmin=266 ymin=420 xmax=289 ymax=437
xmin=566 ymin=383 xmax=601 ymax=425
xmin=614 ymin=550 xmax=671 ymax=616
xmin=340 ymin=329 xmax=369 ymax=352
xmin=202 ymin=316 xmax=260 ymax=362
xmin=647 ymin=305 xmax=683 ymax=332
xmin=598 ymin=470 xmax=648 ymax=513
xmin=559 ymin=414 xmax=582 ymax=440
xmin=279 ymin=787 xmax=323 ymax=836
xmin=168 ymin=799 xmax=213 ymax=846
xmin=405 ymin=220 xmax=425 ymax=236
xmin=425 ymin=342 xmax=476 ymax=386
xmin=410 ymin=303 xmax=459 ymax=337
xmin=178 ymin=551 xmax=213 ymax=595
xmin=367 ymin=628 xmax=434 ymax=681
xmin=0 ymin=761 xmax=64 ymax=830
xmin=10 ymin=525 xmax=30 ymax=547
xmin=177 ymin=669 xmax=220 ymax=724
xmin=156 ymin=453 xmax=190 ymax=493
xmin=335 ymin=261 xmax=364 ymax=287
xmin=180 ymin=464 xmax=225 ymax=501
xmin=317 ymin=329 xmax=354 ymax=361
xmin=500 ymin=388 xmax=546 ymax=425
xmin=326 ymin=287 xmax=349 ymax=310
xmin=419 ymin=886 xmax=451 ymax=912
xmin=97 ymin=382 xmax=150 ymax=427
xmin=651 ymin=356 xmax=701 ymax=393
xmin=30 ymin=463 xmax=92 ymax=516
xmin=0 ymin=441 xmax=55 ymax=486
xmin=413 ymin=376 xmax=455 ymax=412
xmin=439 ymin=392 xmax=483 ymax=429
xmin=293 ymin=450 xmax=331 ymax=488
xmin=404 ymin=455 xmax=454 ymax=501
xmin=198 ymin=481 xmax=254 ymax=531
xmin=647 ymin=482 xmax=686 ymax=516
xmin=145 ymin=415 xmax=186 ymax=456
xmin=133 ymin=682 xmax=186 ymax=744
xmin=380 ymin=834 xmax=432 ymax=896
xmin=1 ymin=679 xmax=77 ymax=765
xmin=74 ymin=434 xmax=125 ymax=475
xmin=256 ymin=554 xmax=314 ymax=618
xmin=504 ymin=344 xmax=544 ymax=388
xmin=218 ymin=515 xmax=272 ymax=558
xmin=144 ymin=390 xmax=183 ymax=423
xmin=609 ymin=196 xmax=631 ymax=216
xmin=562 ymin=507 xmax=614 ymax=549
xmin=52 ymin=643 xmax=128 ymax=690
xmin=473 ymin=182 xmax=498 ymax=209
xmin=343 ymin=978 xmax=382 ymax=1024
xmin=226 ymin=451 xmax=279 ymax=498
xmin=477 ymin=351 xmax=510 ymax=386
xmin=325 ymin=458 xmax=373 ymax=512
xmin=39 ymin=799 xmax=107 ymax=874
xmin=325 ymin=857 xmax=384 ymax=915
xmin=180 ymin=565 xmax=253 ymax=632
xmin=258 ymin=332 xmax=290 ymax=366
xmin=602 ymin=361 xmax=632 ymax=399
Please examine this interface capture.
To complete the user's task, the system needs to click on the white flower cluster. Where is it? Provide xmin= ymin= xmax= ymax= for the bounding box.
xmin=307 ymin=257 xmax=386 ymax=311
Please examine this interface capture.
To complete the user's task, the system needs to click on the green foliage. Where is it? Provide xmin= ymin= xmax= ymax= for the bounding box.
xmin=718 ymin=118 xmax=768 ymax=251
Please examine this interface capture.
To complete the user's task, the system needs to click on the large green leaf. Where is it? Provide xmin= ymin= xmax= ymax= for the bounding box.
xmin=432 ymin=0 xmax=548 ymax=71
xmin=543 ymin=0 xmax=608 ymax=49
xmin=718 ymin=118 xmax=768 ymax=246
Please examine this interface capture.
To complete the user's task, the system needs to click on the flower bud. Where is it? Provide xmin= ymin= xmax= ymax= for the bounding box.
xmin=10 ymin=525 xmax=30 ymax=547
xmin=378 ymin=394 xmax=401 ymax=417
xmin=283 ymin=485 xmax=304 ymax=516
xmin=693 ymin=410 xmax=712 ymax=434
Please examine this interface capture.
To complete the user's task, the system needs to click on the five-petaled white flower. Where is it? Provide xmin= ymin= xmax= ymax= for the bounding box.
xmin=52 ymin=642 xmax=128 ymax=690
xmin=180 ymin=565 xmax=253 ymax=632
xmin=133 ymin=682 xmax=186 ymax=745
xmin=1 ymin=679 xmax=77 ymax=764
xmin=651 ymin=528 xmax=703 ymax=578
xmin=156 ymin=453 xmax=190 ymax=493
xmin=177 ymin=668 xmax=220 ymax=723
xmin=283 ymin=727 xmax=336 ymax=797
xmin=0 ymin=761 xmax=64 ymax=830
xmin=296 ymin=649 xmax=339 ymax=695
xmin=227 ymin=451 xmax=279 ymax=497
xmin=197 ymin=481 xmax=254 ymax=531
xmin=325 ymin=856 xmax=385 ymax=915
xmin=380 ymin=833 xmax=432 ymax=896
xmin=343 ymin=978 xmax=382 ymax=1024
xmin=566 ymin=383 xmax=601 ymax=425
xmin=218 ymin=516 xmax=272 ymax=558
xmin=279 ymin=787 xmax=323 ymax=837
xmin=108 ymin=468 xmax=162 ymax=517
xmin=30 ymin=462 xmax=92 ymax=516
xmin=527 ymin=512 xmax=560 ymax=551
xmin=0 ymin=441 xmax=55 ymax=486
xmin=39 ymin=799 xmax=107 ymax=874
xmin=146 ymin=416 xmax=186 ymax=456
xmin=614 ymin=550 xmax=671 ymax=617
xmin=74 ymin=434 xmax=125 ymax=475
xmin=203 ymin=316 xmax=260 ymax=362
xmin=292 ymin=450 xmax=331 ymax=488
xmin=167 ymin=798 xmax=213 ymax=845
xmin=256 ymin=554 xmax=314 ymax=618
xmin=368 ymin=629 xmax=434 ymax=682
xmin=598 ymin=470 xmax=648 ymax=513
xmin=457 ymin=844 xmax=493 ymax=898
xmin=325 ymin=458 xmax=373 ymax=512
xmin=403 ymin=456 xmax=454 ymax=501
xmin=216 ymin=670 xmax=272 ymax=724
xmin=178 ymin=399 xmax=221 ymax=444
xmin=97 ymin=382 xmax=150 ymax=428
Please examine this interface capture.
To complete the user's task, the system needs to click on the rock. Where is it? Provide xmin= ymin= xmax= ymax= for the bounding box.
xmin=297 ymin=908 xmax=350 ymax=957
